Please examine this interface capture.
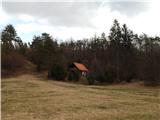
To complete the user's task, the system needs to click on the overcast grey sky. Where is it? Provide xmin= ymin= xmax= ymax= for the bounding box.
xmin=0 ymin=0 xmax=160 ymax=42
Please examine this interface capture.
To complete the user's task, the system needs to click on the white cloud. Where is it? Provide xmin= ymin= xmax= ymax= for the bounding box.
xmin=1 ymin=0 xmax=160 ymax=42
xmin=0 ymin=8 xmax=11 ymax=25
xmin=3 ymin=2 xmax=101 ymax=27
xmin=92 ymin=0 xmax=160 ymax=37
xmin=17 ymin=14 xmax=35 ymax=23
xmin=91 ymin=5 xmax=129 ymax=35
xmin=126 ymin=0 xmax=160 ymax=36
xmin=15 ymin=22 xmax=96 ymax=42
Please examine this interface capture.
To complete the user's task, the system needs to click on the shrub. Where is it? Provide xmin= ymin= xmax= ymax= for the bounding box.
xmin=49 ymin=64 xmax=67 ymax=80
xmin=92 ymin=71 xmax=115 ymax=84
xmin=87 ymin=73 xmax=95 ymax=85
xmin=104 ymin=71 xmax=114 ymax=83
xmin=68 ymin=70 xmax=80 ymax=81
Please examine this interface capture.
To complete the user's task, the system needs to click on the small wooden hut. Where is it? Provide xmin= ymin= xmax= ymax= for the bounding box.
xmin=68 ymin=62 xmax=89 ymax=81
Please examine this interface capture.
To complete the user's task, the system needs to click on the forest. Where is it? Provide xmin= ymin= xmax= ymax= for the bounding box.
xmin=1 ymin=19 xmax=160 ymax=86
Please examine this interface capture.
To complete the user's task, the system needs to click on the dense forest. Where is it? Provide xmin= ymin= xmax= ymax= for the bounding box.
xmin=1 ymin=19 xmax=160 ymax=85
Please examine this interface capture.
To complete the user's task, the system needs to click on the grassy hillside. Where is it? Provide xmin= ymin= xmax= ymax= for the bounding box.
xmin=2 ymin=74 xmax=160 ymax=120
xmin=2 ymin=59 xmax=36 ymax=78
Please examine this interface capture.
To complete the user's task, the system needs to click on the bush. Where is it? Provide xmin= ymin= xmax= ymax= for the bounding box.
xmin=49 ymin=64 xmax=67 ymax=80
xmin=104 ymin=71 xmax=114 ymax=83
xmin=68 ymin=70 xmax=81 ymax=81
xmin=87 ymin=73 xmax=95 ymax=85
xmin=94 ymin=71 xmax=114 ymax=84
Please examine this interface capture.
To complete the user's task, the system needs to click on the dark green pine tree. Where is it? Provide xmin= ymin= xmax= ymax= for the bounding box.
xmin=121 ymin=24 xmax=134 ymax=50
xmin=30 ymin=35 xmax=44 ymax=71
xmin=121 ymin=24 xmax=135 ymax=82
xmin=1 ymin=24 xmax=17 ymax=53
xmin=108 ymin=19 xmax=122 ymax=82
xmin=30 ymin=33 xmax=58 ymax=71
xmin=41 ymin=33 xmax=58 ymax=68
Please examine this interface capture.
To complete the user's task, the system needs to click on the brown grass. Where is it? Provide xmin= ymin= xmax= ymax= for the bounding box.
xmin=2 ymin=74 xmax=160 ymax=120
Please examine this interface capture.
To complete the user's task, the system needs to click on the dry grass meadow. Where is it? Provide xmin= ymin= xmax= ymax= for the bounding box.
xmin=2 ymin=74 xmax=160 ymax=120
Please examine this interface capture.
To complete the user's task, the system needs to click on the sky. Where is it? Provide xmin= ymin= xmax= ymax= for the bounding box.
xmin=0 ymin=0 xmax=160 ymax=42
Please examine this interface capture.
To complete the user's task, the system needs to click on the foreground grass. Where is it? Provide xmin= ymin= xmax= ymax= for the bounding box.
xmin=2 ymin=74 xmax=160 ymax=120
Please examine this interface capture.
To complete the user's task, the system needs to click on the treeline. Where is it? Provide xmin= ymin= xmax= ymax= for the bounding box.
xmin=1 ymin=19 xmax=160 ymax=85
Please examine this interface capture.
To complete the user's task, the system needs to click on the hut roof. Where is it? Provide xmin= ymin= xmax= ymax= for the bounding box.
xmin=73 ymin=62 xmax=88 ymax=72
